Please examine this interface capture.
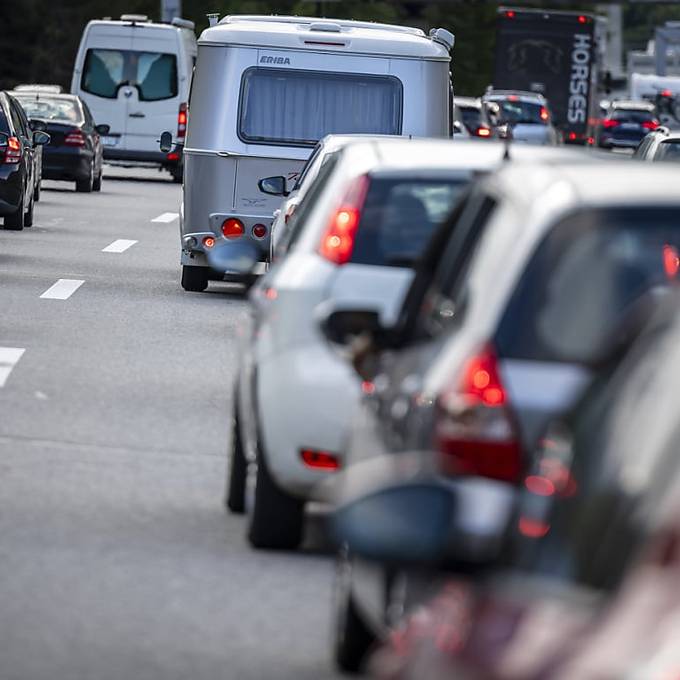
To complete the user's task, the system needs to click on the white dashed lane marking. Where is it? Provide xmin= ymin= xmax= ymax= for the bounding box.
xmin=102 ymin=239 xmax=137 ymax=253
xmin=40 ymin=279 xmax=85 ymax=300
xmin=151 ymin=212 xmax=179 ymax=223
xmin=0 ymin=348 xmax=25 ymax=388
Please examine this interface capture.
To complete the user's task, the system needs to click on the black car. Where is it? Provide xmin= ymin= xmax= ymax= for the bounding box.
xmin=12 ymin=91 xmax=108 ymax=193
xmin=0 ymin=92 xmax=48 ymax=230
xmin=598 ymin=104 xmax=660 ymax=150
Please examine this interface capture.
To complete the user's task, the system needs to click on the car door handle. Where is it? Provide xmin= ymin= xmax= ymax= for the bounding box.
xmin=129 ymin=112 xmax=146 ymax=118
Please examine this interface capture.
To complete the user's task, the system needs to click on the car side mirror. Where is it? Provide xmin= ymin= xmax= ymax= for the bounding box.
xmin=159 ymin=130 xmax=173 ymax=153
xmin=29 ymin=119 xmax=47 ymax=132
xmin=95 ymin=124 xmax=111 ymax=135
xmin=332 ymin=455 xmax=515 ymax=567
xmin=205 ymin=240 xmax=260 ymax=276
xmin=32 ymin=131 xmax=50 ymax=146
xmin=319 ymin=307 xmax=383 ymax=346
xmin=258 ymin=175 xmax=289 ymax=197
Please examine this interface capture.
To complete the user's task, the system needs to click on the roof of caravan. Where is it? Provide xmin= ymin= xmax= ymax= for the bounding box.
xmin=199 ymin=15 xmax=450 ymax=60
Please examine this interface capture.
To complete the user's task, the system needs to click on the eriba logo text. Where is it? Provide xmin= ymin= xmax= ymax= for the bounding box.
xmin=260 ymin=56 xmax=291 ymax=64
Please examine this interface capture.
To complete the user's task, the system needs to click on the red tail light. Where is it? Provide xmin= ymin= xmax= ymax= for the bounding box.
xmin=177 ymin=102 xmax=188 ymax=140
xmin=318 ymin=174 xmax=370 ymax=265
xmin=505 ymin=10 xmax=515 ymax=18
xmin=64 ymin=130 xmax=86 ymax=147
xmin=602 ymin=119 xmax=620 ymax=129
xmin=2 ymin=136 xmax=21 ymax=164
xmin=300 ymin=448 xmax=340 ymax=471
xmin=252 ymin=223 xmax=267 ymax=239
xmin=474 ymin=126 xmax=492 ymax=138
xmin=578 ymin=14 xmax=588 ymax=24
xmin=434 ymin=345 xmax=521 ymax=483
xmin=540 ymin=106 xmax=549 ymax=122
xmin=642 ymin=120 xmax=660 ymax=130
xmin=661 ymin=89 xmax=673 ymax=98
xmin=221 ymin=218 xmax=244 ymax=239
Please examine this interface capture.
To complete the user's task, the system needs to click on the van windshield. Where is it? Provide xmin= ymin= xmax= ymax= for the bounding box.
xmin=239 ymin=68 xmax=402 ymax=146
xmin=81 ymin=49 xmax=178 ymax=101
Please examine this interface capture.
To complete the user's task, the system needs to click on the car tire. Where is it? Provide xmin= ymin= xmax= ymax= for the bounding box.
xmin=333 ymin=551 xmax=376 ymax=673
xmin=4 ymin=195 xmax=25 ymax=230
xmin=170 ymin=165 xmax=183 ymax=184
xmin=247 ymin=438 xmax=304 ymax=550
xmin=92 ymin=167 xmax=103 ymax=192
xmin=76 ymin=164 xmax=94 ymax=193
xmin=34 ymin=179 xmax=41 ymax=202
xmin=24 ymin=194 xmax=34 ymax=227
xmin=180 ymin=265 xmax=209 ymax=292
xmin=225 ymin=403 xmax=247 ymax=514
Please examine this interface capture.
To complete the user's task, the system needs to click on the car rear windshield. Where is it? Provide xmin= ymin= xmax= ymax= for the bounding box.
xmin=0 ymin=107 xmax=8 ymax=135
xmin=496 ymin=207 xmax=680 ymax=363
xmin=458 ymin=106 xmax=482 ymax=130
xmin=492 ymin=99 xmax=546 ymax=125
xmin=239 ymin=68 xmax=403 ymax=146
xmin=13 ymin=95 xmax=83 ymax=124
xmin=654 ymin=140 xmax=680 ymax=162
xmin=81 ymin=49 xmax=178 ymax=101
xmin=611 ymin=109 xmax=655 ymax=122
xmin=351 ymin=177 xmax=466 ymax=267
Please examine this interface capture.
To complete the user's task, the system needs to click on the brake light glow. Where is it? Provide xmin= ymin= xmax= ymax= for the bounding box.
xmin=177 ymin=102 xmax=188 ymax=139
xmin=540 ymin=106 xmax=549 ymax=122
xmin=318 ymin=175 xmax=370 ymax=265
xmin=3 ymin=136 xmax=21 ymax=163
xmin=661 ymin=89 xmax=673 ymax=98
xmin=505 ymin=10 xmax=515 ymax=18
xmin=221 ymin=218 xmax=244 ymax=239
xmin=568 ymin=132 xmax=578 ymax=141
xmin=475 ymin=126 xmax=492 ymax=138
xmin=64 ymin=130 xmax=86 ymax=147
xmin=202 ymin=236 xmax=215 ymax=248
xmin=642 ymin=120 xmax=660 ymax=130
xmin=435 ymin=345 xmax=521 ymax=483
xmin=602 ymin=119 xmax=620 ymax=129
xmin=663 ymin=244 xmax=680 ymax=279
xmin=578 ymin=15 xmax=588 ymax=24
xmin=300 ymin=449 xmax=340 ymax=471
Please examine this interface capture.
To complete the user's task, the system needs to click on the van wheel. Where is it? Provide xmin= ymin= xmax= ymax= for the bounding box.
xmin=76 ymin=164 xmax=93 ymax=193
xmin=92 ymin=167 xmax=103 ymax=192
xmin=24 ymin=194 xmax=34 ymax=227
xmin=181 ymin=265 xmax=209 ymax=292
xmin=333 ymin=551 xmax=376 ymax=673
xmin=247 ymin=438 xmax=304 ymax=550
xmin=4 ymin=195 xmax=25 ymax=230
xmin=225 ymin=404 xmax=247 ymax=514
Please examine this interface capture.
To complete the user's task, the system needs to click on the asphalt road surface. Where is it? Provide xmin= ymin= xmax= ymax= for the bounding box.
xmin=0 ymin=166 xmax=342 ymax=680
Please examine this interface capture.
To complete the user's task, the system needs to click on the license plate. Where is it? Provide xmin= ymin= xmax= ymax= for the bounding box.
xmin=102 ymin=136 xmax=119 ymax=147
xmin=620 ymin=123 xmax=640 ymax=131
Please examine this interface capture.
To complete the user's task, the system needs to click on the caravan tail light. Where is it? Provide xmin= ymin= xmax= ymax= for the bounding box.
xmin=434 ymin=344 xmax=521 ymax=483
xmin=318 ymin=174 xmax=370 ymax=265
xmin=2 ymin=136 xmax=21 ymax=164
xmin=177 ymin=102 xmax=188 ymax=140
xmin=252 ymin=223 xmax=267 ymax=239
xmin=222 ymin=218 xmax=244 ymax=239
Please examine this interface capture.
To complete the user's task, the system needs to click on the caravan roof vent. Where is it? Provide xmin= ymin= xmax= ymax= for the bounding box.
xmin=429 ymin=27 xmax=455 ymax=51
xmin=171 ymin=17 xmax=196 ymax=30
xmin=308 ymin=22 xmax=343 ymax=33
xmin=120 ymin=14 xmax=150 ymax=23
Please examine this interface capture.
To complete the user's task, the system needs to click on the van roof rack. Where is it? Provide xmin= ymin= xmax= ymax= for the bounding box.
xmin=13 ymin=84 xmax=64 ymax=93
xmin=120 ymin=14 xmax=150 ymax=23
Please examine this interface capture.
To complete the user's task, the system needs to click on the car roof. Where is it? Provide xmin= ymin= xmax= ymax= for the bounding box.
xmin=12 ymin=92 xmax=80 ymax=103
xmin=484 ymin=90 xmax=545 ymax=102
xmin=611 ymin=99 xmax=655 ymax=110
xmin=199 ymin=15 xmax=449 ymax=59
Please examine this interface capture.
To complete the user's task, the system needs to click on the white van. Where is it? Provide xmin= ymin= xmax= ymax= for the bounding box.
xmin=71 ymin=14 xmax=197 ymax=181
xmin=174 ymin=15 xmax=454 ymax=292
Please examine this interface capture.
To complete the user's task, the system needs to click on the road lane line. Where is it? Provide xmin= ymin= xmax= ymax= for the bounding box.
xmin=40 ymin=279 xmax=85 ymax=300
xmin=0 ymin=348 xmax=25 ymax=388
xmin=102 ymin=239 xmax=138 ymax=253
xmin=151 ymin=212 xmax=179 ymax=223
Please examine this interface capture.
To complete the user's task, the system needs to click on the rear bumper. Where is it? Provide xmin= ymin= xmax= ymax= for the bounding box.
xmin=104 ymin=148 xmax=176 ymax=165
xmin=598 ymin=135 xmax=644 ymax=149
xmin=42 ymin=149 xmax=92 ymax=181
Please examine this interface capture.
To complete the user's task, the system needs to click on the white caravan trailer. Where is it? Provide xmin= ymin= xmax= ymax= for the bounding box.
xmin=72 ymin=15 xmax=197 ymax=181
xmin=175 ymin=15 xmax=454 ymax=292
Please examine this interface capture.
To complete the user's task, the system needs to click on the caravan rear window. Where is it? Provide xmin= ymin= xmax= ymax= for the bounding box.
xmin=239 ymin=68 xmax=403 ymax=146
xmin=81 ymin=49 xmax=178 ymax=101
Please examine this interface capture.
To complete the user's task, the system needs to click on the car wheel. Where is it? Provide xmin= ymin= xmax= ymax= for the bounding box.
xmin=92 ymin=167 xmax=103 ymax=192
xmin=170 ymin=165 xmax=183 ymax=184
xmin=333 ymin=550 xmax=376 ymax=673
xmin=180 ymin=265 xmax=209 ymax=292
xmin=4 ymin=194 xmax=25 ymax=230
xmin=247 ymin=437 xmax=304 ymax=550
xmin=34 ymin=179 xmax=41 ymax=202
xmin=24 ymin=193 xmax=34 ymax=227
xmin=225 ymin=402 xmax=247 ymax=514
xmin=76 ymin=164 xmax=94 ymax=193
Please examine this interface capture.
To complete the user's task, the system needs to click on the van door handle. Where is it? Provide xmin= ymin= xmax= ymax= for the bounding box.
xmin=129 ymin=112 xmax=146 ymax=118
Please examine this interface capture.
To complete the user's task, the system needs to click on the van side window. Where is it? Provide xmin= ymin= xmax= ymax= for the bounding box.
xmin=82 ymin=49 xmax=178 ymax=101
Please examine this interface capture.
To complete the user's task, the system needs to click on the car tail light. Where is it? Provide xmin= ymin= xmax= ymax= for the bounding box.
xmin=300 ymin=448 xmax=340 ymax=471
xmin=474 ymin=126 xmax=492 ymax=138
xmin=602 ymin=119 xmax=620 ymax=129
xmin=643 ymin=120 xmax=660 ymax=130
xmin=221 ymin=218 xmax=244 ymax=239
xmin=505 ymin=10 xmax=515 ymax=18
xmin=64 ymin=130 xmax=86 ymax=147
xmin=2 ymin=136 xmax=21 ymax=164
xmin=661 ymin=89 xmax=673 ymax=98
xmin=252 ymin=223 xmax=267 ymax=239
xmin=434 ymin=344 xmax=521 ymax=483
xmin=177 ymin=102 xmax=188 ymax=140
xmin=578 ymin=14 xmax=588 ymax=24
xmin=202 ymin=236 xmax=215 ymax=248
xmin=540 ymin=106 xmax=549 ymax=122
xmin=318 ymin=174 xmax=370 ymax=265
